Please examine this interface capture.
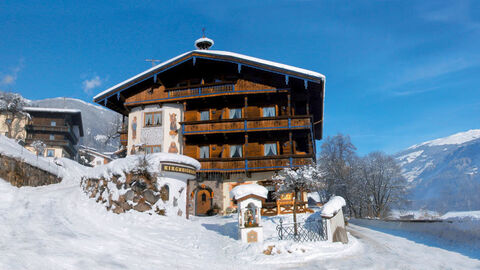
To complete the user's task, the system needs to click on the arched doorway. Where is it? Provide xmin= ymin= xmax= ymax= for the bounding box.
xmin=195 ymin=187 xmax=212 ymax=215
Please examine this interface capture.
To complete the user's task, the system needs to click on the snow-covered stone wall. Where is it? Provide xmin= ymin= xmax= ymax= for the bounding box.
xmin=0 ymin=154 xmax=61 ymax=187
xmin=81 ymin=153 xmax=199 ymax=217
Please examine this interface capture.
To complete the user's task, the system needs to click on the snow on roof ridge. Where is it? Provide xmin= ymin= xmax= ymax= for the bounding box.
xmin=24 ymin=107 xmax=82 ymax=114
xmin=408 ymin=129 xmax=480 ymax=150
xmin=37 ymin=97 xmax=111 ymax=113
xmin=321 ymin=196 xmax=346 ymax=218
xmin=229 ymin=184 xmax=268 ymax=200
xmin=94 ymin=49 xmax=324 ymax=101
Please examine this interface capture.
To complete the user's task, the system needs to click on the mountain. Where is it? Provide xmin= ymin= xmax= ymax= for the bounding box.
xmin=395 ymin=130 xmax=480 ymax=212
xmin=32 ymin=97 xmax=121 ymax=153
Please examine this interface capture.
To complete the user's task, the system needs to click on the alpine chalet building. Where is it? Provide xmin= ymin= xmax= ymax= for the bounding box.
xmin=93 ymin=37 xmax=325 ymax=216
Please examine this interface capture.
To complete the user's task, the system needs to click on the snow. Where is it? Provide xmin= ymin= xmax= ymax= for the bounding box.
xmin=94 ymin=50 xmax=325 ymax=101
xmin=350 ymin=218 xmax=480 ymax=260
xmin=408 ymin=129 xmax=480 ymax=149
xmin=321 ymin=196 xmax=346 ymax=218
xmin=0 ymin=135 xmax=62 ymax=176
xmin=23 ymin=106 xmax=81 ymax=114
xmin=1 ymin=172 xmax=478 ymax=270
xmin=230 ymin=184 xmax=268 ymax=200
xmin=397 ymin=150 xmax=423 ymax=166
xmin=307 ymin=192 xmax=321 ymax=203
xmin=441 ymin=211 xmax=480 ymax=220
xmin=85 ymin=153 xmax=200 ymax=180
xmin=1 ymin=140 xmax=479 ymax=269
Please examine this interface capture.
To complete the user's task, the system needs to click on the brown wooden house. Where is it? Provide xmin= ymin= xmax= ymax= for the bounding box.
xmin=93 ymin=37 xmax=325 ymax=216
xmin=24 ymin=107 xmax=84 ymax=159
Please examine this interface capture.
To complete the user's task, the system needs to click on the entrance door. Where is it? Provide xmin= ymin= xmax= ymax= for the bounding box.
xmin=196 ymin=189 xmax=212 ymax=215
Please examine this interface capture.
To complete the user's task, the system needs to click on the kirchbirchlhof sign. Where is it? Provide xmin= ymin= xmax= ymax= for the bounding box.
xmin=161 ymin=164 xmax=196 ymax=176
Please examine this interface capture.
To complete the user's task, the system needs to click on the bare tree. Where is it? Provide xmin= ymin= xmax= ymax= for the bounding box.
xmin=318 ymin=134 xmax=361 ymax=216
xmin=360 ymin=152 xmax=407 ymax=218
xmin=102 ymin=115 xmax=123 ymax=147
xmin=31 ymin=140 xmax=46 ymax=159
xmin=0 ymin=91 xmax=29 ymax=140
xmin=274 ymin=164 xmax=326 ymax=235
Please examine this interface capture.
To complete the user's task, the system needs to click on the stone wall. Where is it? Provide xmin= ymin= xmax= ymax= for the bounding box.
xmin=82 ymin=171 xmax=174 ymax=216
xmin=0 ymin=154 xmax=61 ymax=187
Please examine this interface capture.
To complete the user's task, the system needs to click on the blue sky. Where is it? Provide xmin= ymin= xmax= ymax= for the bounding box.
xmin=1 ymin=0 xmax=479 ymax=155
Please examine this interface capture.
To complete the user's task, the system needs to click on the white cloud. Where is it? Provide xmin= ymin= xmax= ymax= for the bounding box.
xmin=82 ymin=76 xmax=103 ymax=94
xmin=1 ymin=59 xmax=24 ymax=86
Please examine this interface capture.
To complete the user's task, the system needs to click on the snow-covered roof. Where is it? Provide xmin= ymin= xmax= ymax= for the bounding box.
xmin=94 ymin=50 xmax=325 ymax=101
xmin=78 ymin=146 xmax=112 ymax=160
xmin=229 ymin=184 xmax=268 ymax=201
xmin=321 ymin=196 xmax=346 ymax=218
xmin=24 ymin=107 xmax=82 ymax=114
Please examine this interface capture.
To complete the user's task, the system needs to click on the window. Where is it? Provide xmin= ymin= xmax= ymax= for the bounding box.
xmin=264 ymin=143 xmax=278 ymax=156
xmin=46 ymin=149 xmax=55 ymax=157
xmin=145 ymin=145 xmax=161 ymax=154
xmin=144 ymin=112 xmax=162 ymax=127
xmin=96 ymin=160 xmax=102 ymax=165
xmin=49 ymin=134 xmax=55 ymax=140
xmin=51 ymin=121 xmax=56 ymax=127
xmin=262 ymin=107 xmax=276 ymax=117
xmin=200 ymin=146 xmax=209 ymax=158
xmin=229 ymin=108 xmax=242 ymax=119
xmin=230 ymin=145 xmax=243 ymax=158
xmin=200 ymin=111 xmax=210 ymax=121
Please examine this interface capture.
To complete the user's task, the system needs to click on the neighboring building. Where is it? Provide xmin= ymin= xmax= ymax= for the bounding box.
xmin=0 ymin=111 xmax=29 ymax=140
xmin=78 ymin=146 xmax=113 ymax=167
xmin=23 ymin=107 xmax=84 ymax=159
xmin=93 ymin=37 xmax=325 ymax=216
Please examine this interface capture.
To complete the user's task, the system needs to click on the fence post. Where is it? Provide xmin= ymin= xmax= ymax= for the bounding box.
xmin=279 ymin=219 xmax=283 ymax=240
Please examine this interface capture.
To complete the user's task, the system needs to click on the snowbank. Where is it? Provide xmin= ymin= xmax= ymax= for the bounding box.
xmin=85 ymin=153 xmax=200 ymax=180
xmin=321 ymin=196 xmax=346 ymax=218
xmin=230 ymin=184 xmax=268 ymax=200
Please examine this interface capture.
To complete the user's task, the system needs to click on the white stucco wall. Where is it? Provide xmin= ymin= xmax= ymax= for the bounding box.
xmin=127 ymin=103 xmax=183 ymax=156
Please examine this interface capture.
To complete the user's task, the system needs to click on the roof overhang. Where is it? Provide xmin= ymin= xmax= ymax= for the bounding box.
xmin=93 ymin=50 xmax=325 ymax=105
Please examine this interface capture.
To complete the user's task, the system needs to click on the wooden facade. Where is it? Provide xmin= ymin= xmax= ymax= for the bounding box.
xmin=24 ymin=108 xmax=84 ymax=158
xmin=93 ymin=47 xmax=325 ymax=215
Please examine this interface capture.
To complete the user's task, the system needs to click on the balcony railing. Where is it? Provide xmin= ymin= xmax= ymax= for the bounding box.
xmin=167 ymin=82 xmax=235 ymax=98
xmin=25 ymin=138 xmax=76 ymax=156
xmin=25 ymin=125 xmax=79 ymax=144
xmin=182 ymin=115 xmax=312 ymax=135
xmin=197 ymin=154 xmax=313 ymax=172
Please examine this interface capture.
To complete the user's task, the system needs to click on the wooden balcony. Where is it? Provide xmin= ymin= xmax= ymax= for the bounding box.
xmin=182 ymin=115 xmax=312 ymax=135
xmin=198 ymin=154 xmax=313 ymax=172
xmin=167 ymin=82 xmax=235 ymax=98
xmin=25 ymin=138 xmax=76 ymax=157
xmin=25 ymin=125 xmax=79 ymax=144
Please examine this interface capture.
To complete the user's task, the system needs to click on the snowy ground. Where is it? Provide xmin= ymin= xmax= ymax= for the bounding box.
xmin=1 ymin=153 xmax=480 ymax=269
xmin=2 ymin=174 xmax=480 ymax=270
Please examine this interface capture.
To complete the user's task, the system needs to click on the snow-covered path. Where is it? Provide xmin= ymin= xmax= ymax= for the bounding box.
xmin=1 ymin=175 xmax=480 ymax=269
xmin=300 ymin=224 xmax=480 ymax=270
